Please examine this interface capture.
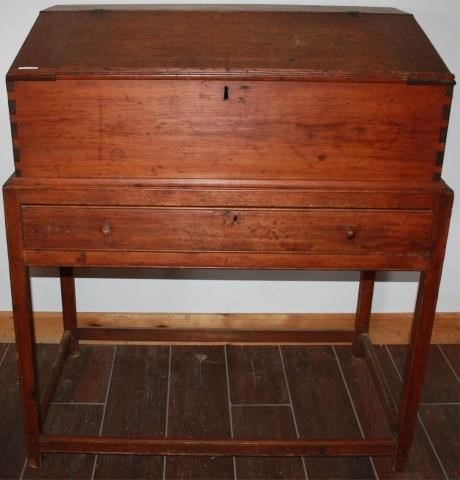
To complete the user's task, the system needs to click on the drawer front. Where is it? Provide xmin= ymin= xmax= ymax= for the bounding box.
xmin=22 ymin=206 xmax=433 ymax=254
xmin=12 ymin=79 xmax=446 ymax=181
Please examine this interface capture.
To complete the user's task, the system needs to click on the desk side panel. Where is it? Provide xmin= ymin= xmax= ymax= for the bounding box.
xmin=11 ymin=80 xmax=450 ymax=182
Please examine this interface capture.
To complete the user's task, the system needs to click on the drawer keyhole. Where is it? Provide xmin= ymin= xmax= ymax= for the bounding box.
xmin=223 ymin=86 xmax=229 ymax=100
xmin=346 ymin=229 xmax=356 ymax=240
xmin=223 ymin=211 xmax=240 ymax=225
xmin=101 ymin=223 xmax=112 ymax=235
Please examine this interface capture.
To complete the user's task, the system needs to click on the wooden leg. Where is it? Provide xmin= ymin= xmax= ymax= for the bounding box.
xmin=393 ymin=268 xmax=442 ymax=470
xmin=59 ymin=267 xmax=80 ymax=357
xmin=393 ymin=192 xmax=453 ymax=471
xmin=4 ymin=187 xmax=42 ymax=468
xmin=11 ymin=264 xmax=42 ymax=468
xmin=352 ymin=270 xmax=375 ymax=357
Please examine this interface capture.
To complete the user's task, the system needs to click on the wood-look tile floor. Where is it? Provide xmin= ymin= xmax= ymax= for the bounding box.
xmin=0 ymin=343 xmax=458 ymax=480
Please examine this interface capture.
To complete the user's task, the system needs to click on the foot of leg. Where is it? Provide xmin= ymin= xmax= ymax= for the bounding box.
xmin=351 ymin=337 xmax=365 ymax=358
xmin=28 ymin=452 xmax=42 ymax=469
xmin=68 ymin=335 xmax=80 ymax=358
xmin=392 ymin=448 xmax=408 ymax=471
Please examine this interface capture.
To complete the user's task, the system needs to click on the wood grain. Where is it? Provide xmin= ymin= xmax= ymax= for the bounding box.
xmin=52 ymin=345 xmax=115 ymax=403
xmin=372 ymin=346 xmax=449 ymax=479
xmin=227 ymin=346 xmax=289 ymax=404
xmin=419 ymin=405 xmax=460 ymax=480
xmin=16 ymin=183 xmax=439 ymax=210
xmin=165 ymin=346 xmax=234 ymax=479
xmin=39 ymin=332 xmax=70 ymax=420
xmin=23 ymin=404 xmax=102 ymax=479
xmin=76 ymin=326 xmax=354 ymax=344
xmin=2 ymin=3 xmax=456 ymax=468
xmin=59 ymin=268 xmax=79 ymax=355
xmin=9 ymin=7 xmax=452 ymax=84
xmin=338 ymin=345 xmax=449 ymax=479
xmin=167 ymin=347 xmax=231 ymax=435
xmin=359 ymin=334 xmax=398 ymax=431
xmin=0 ymin=345 xmax=56 ymax=479
xmin=281 ymin=346 xmax=375 ymax=479
xmin=394 ymin=190 xmax=453 ymax=469
xmin=14 ymin=80 xmax=446 ymax=181
xmin=21 ymin=206 xmax=433 ymax=255
xmin=23 ymin=250 xmax=430 ymax=270
xmin=94 ymin=346 xmax=168 ymax=479
xmin=3 ymin=187 xmax=42 ymax=467
xmin=389 ymin=345 xmax=460 ymax=403
xmin=0 ymin=343 xmax=456 ymax=478
xmin=352 ymin=271 xmax=375 ymax=356
xmin=233 ymin=406 xmax=306 ymax=479
xmin=335 ymin=346 xmax=393 ymax=439
xmin=0 ymin=311 xmax=458 ymax=344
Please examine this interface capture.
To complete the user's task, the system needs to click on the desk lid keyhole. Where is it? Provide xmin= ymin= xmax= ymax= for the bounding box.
xmin=223 ymin=86 xmax=229 ymax=100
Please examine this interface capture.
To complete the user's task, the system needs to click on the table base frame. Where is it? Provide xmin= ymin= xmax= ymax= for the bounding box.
xmin=3 ymin=186 xmax=453 ymax=471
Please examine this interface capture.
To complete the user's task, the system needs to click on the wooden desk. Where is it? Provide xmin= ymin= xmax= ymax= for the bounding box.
xmin=3 ymin=5 xmax=454 ymax=470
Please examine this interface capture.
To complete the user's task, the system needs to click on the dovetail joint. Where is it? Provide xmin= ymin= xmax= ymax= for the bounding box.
xmin=8 ymin=99 xmax=16 ymax=116
xmin=436 ymin=151 xmax=445 ymax=167
xmin=13 ymin=147 xmax=20 ymax=163
xmin=442 ymin=104 xmax=451 ymax=121
xmin=439 ymin=126 xmax=448 ymax=143
xmin=10 ymin=122 xmax=18 ymax=139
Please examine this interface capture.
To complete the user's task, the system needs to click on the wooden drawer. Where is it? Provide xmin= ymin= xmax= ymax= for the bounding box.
xmin=21 ymin=206 xmax=433 ymax=255
xmin=11 ymin=80 xmax=447 ymax=182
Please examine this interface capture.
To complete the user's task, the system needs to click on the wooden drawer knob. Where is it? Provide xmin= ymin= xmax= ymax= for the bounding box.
xmin=101 ymin=223 xmax=112 ymax=235
xmin=346 ymin=229 xmax=356 ymax=240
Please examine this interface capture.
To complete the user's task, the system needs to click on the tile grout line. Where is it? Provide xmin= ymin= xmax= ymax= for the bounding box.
xmin=232 ymin=402 xmax=292 ymax=407
xmin=437 ymin=344 xmax=460 ymax=384
xmin=332 ymin=346 xmax=379 ymax=480
xmin=278 ymin=346 xmax=309 ymax=480
xmin=162 ymin=345 xmax=172 ymax=480
xmin=90 ymin=345 xmax=117 ymax=480
xmin=384 ymin=345 xmax=449 ymax=480
xmin=224 ymin=345 xmax=237 ymax=480
xmin=98 ymin=345 xmax=118 ymax=435
xmin=384 ymin=346 xmax=403 ymax=383
xmin=0 ymin=344 xmax=10 ymax=370
xmin=19 ymin=457 xmax=27 ymax=480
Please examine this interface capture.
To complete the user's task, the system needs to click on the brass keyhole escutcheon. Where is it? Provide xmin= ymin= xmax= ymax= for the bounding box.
xmin=101 ymin=223 xmax=112 ymax=235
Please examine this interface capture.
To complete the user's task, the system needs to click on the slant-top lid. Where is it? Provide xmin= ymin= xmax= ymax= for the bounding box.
xmin=7 ymin=5 xmax=454 ymax=84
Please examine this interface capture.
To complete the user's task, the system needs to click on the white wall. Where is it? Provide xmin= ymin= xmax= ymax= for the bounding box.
xmin=1 ymin=0 xmax=459 ymax=314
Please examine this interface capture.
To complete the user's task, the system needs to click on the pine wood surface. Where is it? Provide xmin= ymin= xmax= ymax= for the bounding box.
xmin=21 ymin=205 xmax=433 ymax=254
xmin=3 ymin=5 xmax=456 ymax=470
xmin=0 ymin=311 xmax=458 ymax=344
xmin=8 ymin=6 xmax=452 ymax=83
xmin=0 ymin=343 xmax=458 ymax=479
xmin=11 ymin=80 xmax=448 ymax=181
